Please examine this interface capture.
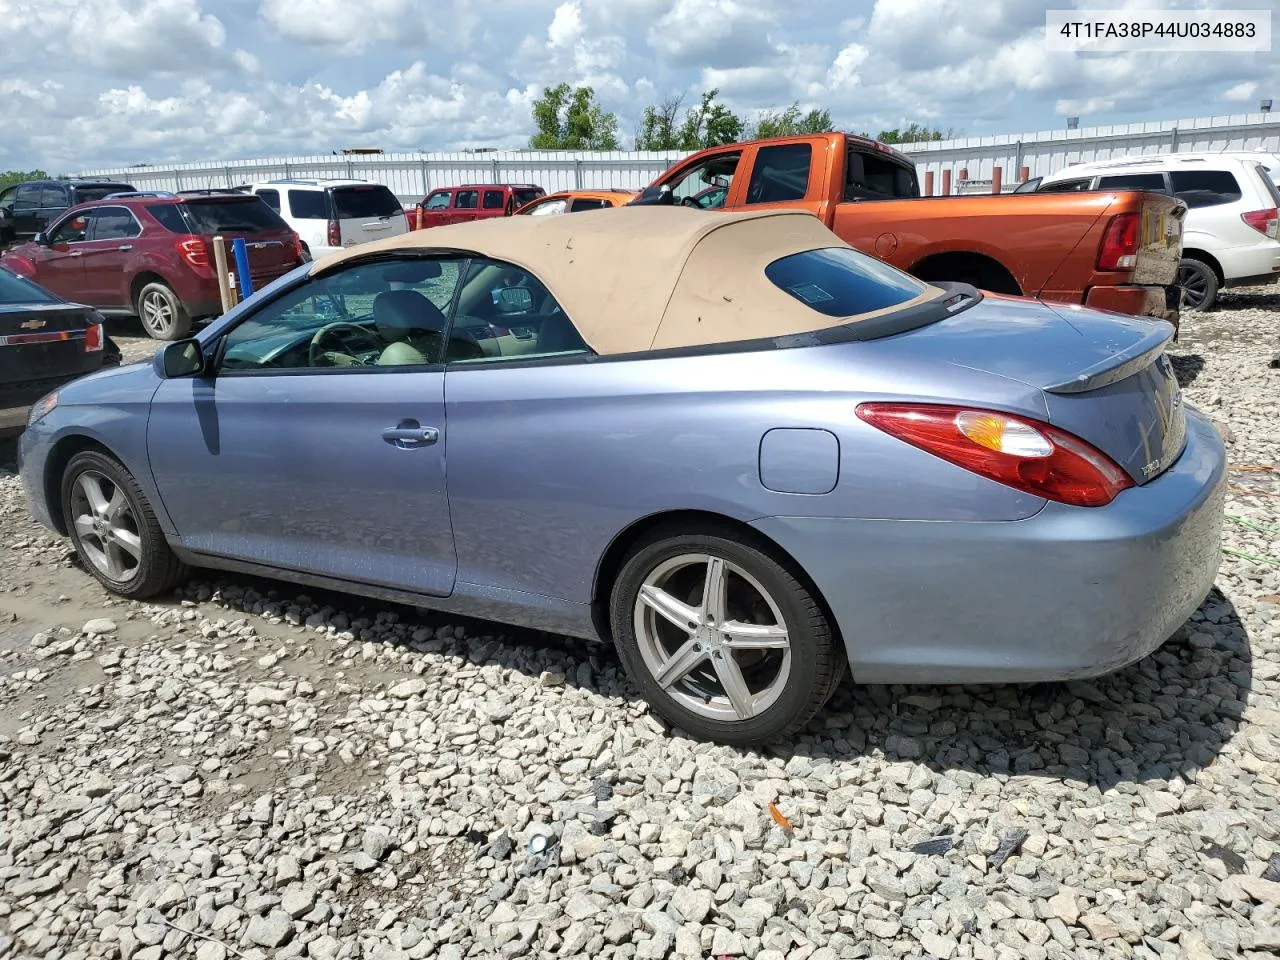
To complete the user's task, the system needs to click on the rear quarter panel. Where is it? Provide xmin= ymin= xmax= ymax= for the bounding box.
xmin=443 ymin=343 xmax=1048 ymax=605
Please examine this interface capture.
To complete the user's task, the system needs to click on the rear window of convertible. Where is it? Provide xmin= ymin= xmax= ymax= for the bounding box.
xmin=765 ymin=246 xmax=928 ymax=317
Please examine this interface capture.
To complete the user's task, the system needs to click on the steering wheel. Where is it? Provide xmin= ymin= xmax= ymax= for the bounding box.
xmin=308 ymin=321 xmax=379 ymax=367
xmin=679 ymin=195 xmax=702 ymax=208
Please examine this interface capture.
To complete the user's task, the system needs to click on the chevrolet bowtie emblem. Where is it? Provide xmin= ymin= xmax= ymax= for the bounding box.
xmin=19 ymin=318 xmax=46 ymax=330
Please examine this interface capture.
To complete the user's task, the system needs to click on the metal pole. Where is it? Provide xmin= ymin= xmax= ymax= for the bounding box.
xmin=1171 ymin=126 xmax=1179 ymax=151
xmin=232 ymin=237 xmax=254 ymax=299
xmin=420 ymin=158 xmax=429 ymax=194
xmin=574 ymin=159 xmax=583 ymax=190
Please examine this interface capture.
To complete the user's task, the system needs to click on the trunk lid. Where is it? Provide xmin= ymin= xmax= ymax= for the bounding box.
xmin=883 ymin=294 xmax=1185 ymax=484
xmin=0 ymin=302 xmax=103 ymax=386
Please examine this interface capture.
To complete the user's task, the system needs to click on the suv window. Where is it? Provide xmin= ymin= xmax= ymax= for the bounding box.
xmin=1039 ymin=178 xmax=1093 ymax=193
xmin=218 ymin=257 xmax=470 ymax=372
xmin=332 ymin=186 xmax=401 ymax=218
xmin=256 ymin=188 xmax=281 ymax=213
xmin=75 ymin=185 xmax=132 ymax=204
xmin=88 ymin=206 xmax=142 ymax=241
xmin=1170 ymin=170 xmax=1243 ymax=208
xmin=14 ymin=184 xmax=42 ymax=211
xmin=454 ymin=190 xmax=479 ymax=210
xmin=146 ymin=205 xmax=192 ymax=233
xmin=1098 ymin=173 xmax=1167 ymax=192
xmin=845 ymin=150 xmax=918 ymax=200
xmin=765 ymin=246 xmax=927 ymax=318
xmin=423 ymin=191 xmax=451 ymax=210
xmin=482 ymin=190 xmax=505 ymax=209
xmin=39 ymin=184 xmax=67 ymax=208
xmin=289 ymin=190 xmax=330 ymax=220
xmin=181 ymin=199 xmax=289 ymax=233
xmin=49 ymin=211 xmax=92 ymax=244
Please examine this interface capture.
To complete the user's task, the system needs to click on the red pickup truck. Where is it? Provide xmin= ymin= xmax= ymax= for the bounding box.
xmin=636 ymin=133 xmax=1185 ymax=324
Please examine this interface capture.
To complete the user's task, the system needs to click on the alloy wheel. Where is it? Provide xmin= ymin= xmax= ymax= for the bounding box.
xmin=141 ymin=290 xmax=174 ymax=337
xmin=69 ymin=470 xmax=142 ymax=582
xmin=633 ymin=553 xmax=792 ymax=722
xmin=1178 ymin=263 xmax=1209 ymax=310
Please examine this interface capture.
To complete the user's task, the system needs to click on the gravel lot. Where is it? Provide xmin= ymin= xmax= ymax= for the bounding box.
xmin=2 ymin=295 xmax=1279 ymax=960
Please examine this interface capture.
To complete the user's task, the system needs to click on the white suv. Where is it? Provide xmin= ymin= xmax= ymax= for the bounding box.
xmin=243 ymin=179 xmax=408 ymax=261
xmin=1036 ymin=153 xmax=1280 ymax=310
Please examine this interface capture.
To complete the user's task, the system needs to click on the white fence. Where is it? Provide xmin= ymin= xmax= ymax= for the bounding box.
xmin=79 ymin=111 xmax=1280 ymax=202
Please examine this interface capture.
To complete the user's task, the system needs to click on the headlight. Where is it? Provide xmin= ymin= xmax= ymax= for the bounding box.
xmin=28 ymin=391 xmax=58 ymax=426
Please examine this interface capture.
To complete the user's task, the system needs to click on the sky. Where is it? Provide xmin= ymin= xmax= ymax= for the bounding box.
xmin=1 ymin=0 xmax=1277 ymax=173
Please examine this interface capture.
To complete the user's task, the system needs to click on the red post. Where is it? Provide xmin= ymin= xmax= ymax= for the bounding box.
xmin=924 ymin=171 xmax=935 ymax=196
xmin=1020 ymin=165 xmax=1030 ymax=182
xmin=992 ymin=166 xmax=1002 ymax=194
xmin=941 ymin=169 xmax=952 ymax=196
xmin=958 ymin=167 xmax=969 ymax=184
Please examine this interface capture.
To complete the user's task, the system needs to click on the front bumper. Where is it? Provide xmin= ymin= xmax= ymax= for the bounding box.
xmin=751 ymin=409 xmax=1226 ymax=685
xmin=1085 ymin=284 xmax=1181 ymax=331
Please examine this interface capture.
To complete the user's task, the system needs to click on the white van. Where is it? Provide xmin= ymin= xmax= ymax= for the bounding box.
xmin=244 ymin=179 xmax=408 ymax=261
xmin=1035 ymin=153 xmax=1280 ymax=310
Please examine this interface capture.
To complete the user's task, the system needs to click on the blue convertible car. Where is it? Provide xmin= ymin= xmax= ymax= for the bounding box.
xmin=19 ymin=208 xmax=1225 ymax=744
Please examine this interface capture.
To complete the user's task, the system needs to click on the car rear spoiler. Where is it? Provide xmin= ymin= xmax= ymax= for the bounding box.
xmin=1042 ymin=316 xmax=1175 ymax=394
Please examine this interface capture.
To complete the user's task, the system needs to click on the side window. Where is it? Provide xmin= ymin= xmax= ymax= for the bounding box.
xmin=40 ymin=184 xmax=68 ymax=208
xmin=49 ymin=210 xmax=94 ymax=244
xmin=668 ymin=152 xmax=740 ymax=206
xmin=1038 ymin=178 xmax=1093 ymax=193
xmin=256 ymin=189 xmax=281 ymax=213
xmin=1098 ymin=173 xmax=1167 ymax=193
xmin=217 ymin=258 xmax=469 ymax=373
xmin=569 ymin=198 xmax=608 ymax=212
xmin=288 ymin=190 xmax=329 ymax=219
xmin=846 ymin=151 xmax=918 ymax=200
xmin=746 ymin=144 xmax=813 ymax=204
xmin=1170 ymin=170 xmax=1243 ymax=208
xmin=423 ymin=191 xmax=451 ymax=210
xmin=0 ymin=185 xmax=16 ymax=212
xmin=482 ymin=190 xmax=505 ymax=209
xmin=146 ymin=204 xmax=191 ymax=233
xmin=446 ymin=257 xmax=592 ymax=364
xmin=13 ymin=184 xmax=42 ymax=212
xmin=454 ymin=190 xmax=479 ymax=209
xmin=524 ymin=198 xmax=567 ymax=216
xmin=88 ymin=206 xmax=141 ymax=241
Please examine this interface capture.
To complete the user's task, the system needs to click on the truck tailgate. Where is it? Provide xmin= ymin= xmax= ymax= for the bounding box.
xmin=1130 ymin=194 xmax=1185 ymax=286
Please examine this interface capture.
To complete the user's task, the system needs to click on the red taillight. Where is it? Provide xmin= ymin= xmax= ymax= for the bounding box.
xmin=327 ymin=220 xmax=341 ymax=247
xmin=292 ymin=235 xmax=305 ymax=261
xmin=176 ymin=237 xmax=209 ymax=268
xmin=856 ymin=403 xmax=1134 ymax=508
xmin=1241 ymin=207 xmax=1278 ymax=235
xmin=83 ymin=322 xmax=104 ymax=352
xmin=1097 ymin=212 xmax=1140 ymax=271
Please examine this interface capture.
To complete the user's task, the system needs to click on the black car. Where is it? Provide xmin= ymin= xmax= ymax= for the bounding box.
xmin=0 ymin=179 xmax=136 ymax=248
xmin=1 ymin=267 xmax=119 ymax=437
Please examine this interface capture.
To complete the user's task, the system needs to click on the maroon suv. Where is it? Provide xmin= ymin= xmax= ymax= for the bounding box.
xmin=0 ymin=192 xmax=304 ymax=340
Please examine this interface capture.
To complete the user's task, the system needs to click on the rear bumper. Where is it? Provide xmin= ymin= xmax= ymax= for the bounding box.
xmin=750 ymin=410 xmax=1226 ymax=685
xmin=1215 ymin=238 xmax=1280 ymax=285
xmin=1085 ymin=284 xmax=1181 ymax=329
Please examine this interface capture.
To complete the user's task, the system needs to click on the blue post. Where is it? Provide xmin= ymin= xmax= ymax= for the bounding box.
xmin=232 ymin=237 xmax=254 ymax=299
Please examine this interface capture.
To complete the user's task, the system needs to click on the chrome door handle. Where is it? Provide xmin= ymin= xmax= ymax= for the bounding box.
xmin=117 ymin=244 xmax=133 ymax=251
xmin=68 ymin=250 xmax=82 ymax=257
xmin=382 ymin=423 xmax=439 ymax=448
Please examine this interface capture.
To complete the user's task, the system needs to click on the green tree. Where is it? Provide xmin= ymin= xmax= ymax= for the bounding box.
xmin=0 ymin=169 xmax=49 ymax=189
xmin=529 ymin=83 xmax=620 ymax=150
xmin=636 ymin=94 xmax=684 ymax=150
xmin=875 ymin=123 xmax=951 ymax=144
xmin=676 ymin=89 xmax=744 ymax=149
xmin=750 ymin=104 xmax=834 ymax=139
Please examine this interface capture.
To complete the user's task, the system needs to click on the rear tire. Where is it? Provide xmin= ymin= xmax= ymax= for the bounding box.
xmin=609 ymin=528 xmax=844 ymax=745
xmin=61 ymin=450 xmax=188 ymax=599
xmin=1178 ymin=258 xmax=1219 ymax=312
xmin=136 ymin=281 xmax=193 ymax=340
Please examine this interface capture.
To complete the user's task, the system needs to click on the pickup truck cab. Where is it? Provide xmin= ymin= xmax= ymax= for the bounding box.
xmin=639 ymin=133 xmax=1185 ymax=325
xmin=412 ymin=184 xmax=546 ymax=230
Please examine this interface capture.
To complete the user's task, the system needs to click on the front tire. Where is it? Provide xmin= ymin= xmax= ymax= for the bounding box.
xmin=61 ymin=450 xmax=188 ymax=599
xmin=609 ymin=528 xmax=844 ymax=745
xmin=1179 ymin=258 xmax=1219 ymax=312
xmin=136 ymin=281 xmax=193 ymax=340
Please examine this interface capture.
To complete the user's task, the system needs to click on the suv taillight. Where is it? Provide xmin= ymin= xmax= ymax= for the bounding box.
xmin=1241 ymin=207 xmax=1279 ymax=235
xmin=327 ymin=220 xmax=341 ymax=247
xmin=1097 ymin=212 xmax=1140 ymax=271
xmin=292 ymin=235 xmax=305 ymax=262
xmin=176 ymin=237 xmax=209 ymax=268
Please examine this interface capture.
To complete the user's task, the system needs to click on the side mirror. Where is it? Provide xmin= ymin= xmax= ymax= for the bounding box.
xmin=627 ymin=184 xmax=674 ymax=206
xmin=158 ymin=339 xmax=205 ymax=378
xmin=34 ymin=232 xmax=49 ymax=246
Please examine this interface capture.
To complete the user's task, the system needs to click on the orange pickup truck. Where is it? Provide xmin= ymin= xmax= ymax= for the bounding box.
xmin=635 ymin=133 xmax=1186 ymax=323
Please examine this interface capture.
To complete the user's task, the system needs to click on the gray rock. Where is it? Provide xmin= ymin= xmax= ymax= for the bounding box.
xmin=245 ymin=910 xmax=294 ymax=948
xmin=362 ymin=827 xmax=393 ymax=861
xmin=83 ymin=618 xmax=117 ymax=635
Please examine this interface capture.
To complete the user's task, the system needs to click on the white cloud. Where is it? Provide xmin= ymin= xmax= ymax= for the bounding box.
xmin=649 ymin=0 xmax=778 ymax=69
xmin=547 ymin=1 xmax=584 ymax=47
xmin=1223 ymin=81 xmax=1258 ymax=103
xmin=258 ymin=0 xmax=435 ymax=54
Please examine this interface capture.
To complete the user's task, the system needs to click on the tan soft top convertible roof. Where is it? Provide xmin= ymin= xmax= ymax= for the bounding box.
xmin=311 ymin=207 xmax=942 ymax=356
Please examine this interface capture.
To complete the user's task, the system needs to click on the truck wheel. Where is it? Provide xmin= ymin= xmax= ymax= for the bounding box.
xmin=137 ymin=281 xmax=193 ymax=340
xmin=1178 ymin=258 xmax=1219 ymax=312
